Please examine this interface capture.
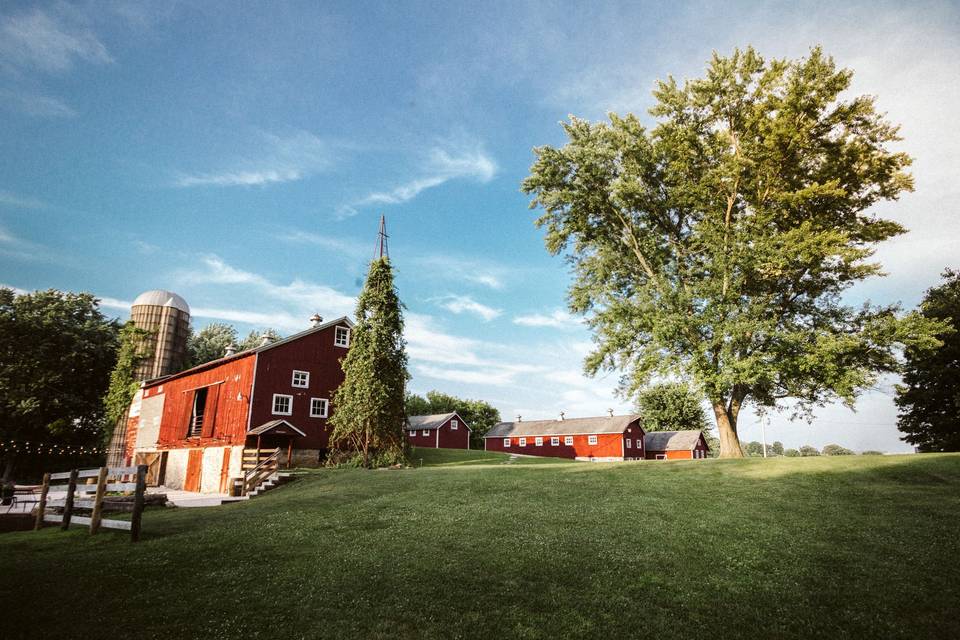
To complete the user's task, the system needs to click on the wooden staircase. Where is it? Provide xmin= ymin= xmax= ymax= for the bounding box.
xmin=233 ymin=448 xmax=294 ymax=498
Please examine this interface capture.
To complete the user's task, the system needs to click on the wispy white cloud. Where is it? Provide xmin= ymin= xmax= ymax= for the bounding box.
xmin=0 ymin=8 xmax=112 ymax=73
xmin=412 ymin=254 xmax=506 ymax=290
xmin=0 ymin=190 xmax=46 ymax=209
xmin=175 ymin=130 xmax=333 ymax=188
xmin=513 ymin=309 xmax=582 ymax=329
xmin=0 ymin=89 xmax=77 ymax=118
xmin=341 ymin=145 xmax=497 ymax=216
xmin=0 ymin=223 xmax=45 ymax=261
xmin=432 ymin=294 xmax=501 ymax=321
xmin=276 ymin=230 xmax=368 ymax=258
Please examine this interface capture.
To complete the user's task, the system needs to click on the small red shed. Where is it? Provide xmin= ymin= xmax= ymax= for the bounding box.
xmin=643 ymin=430 xmax=710 ymax=460
xmin=406 ymin=412 xmax=471 ymax=450
xmin=483 ymin=414 xmax=645 ymax=461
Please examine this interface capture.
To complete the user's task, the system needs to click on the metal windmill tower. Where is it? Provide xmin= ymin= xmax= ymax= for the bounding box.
xmin=375 ymin=214 xmax=389 ymax=259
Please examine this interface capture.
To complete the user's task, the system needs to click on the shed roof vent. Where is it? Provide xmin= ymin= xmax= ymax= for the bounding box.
xmin=259 ymin=333 xmax=275 ymax=347
xmin=516 ymin=415 xmax=522 ymax=423
xmin=607 ymin=408 xmax=614 ymax=418
xmin=558 ymin=411 xmax=565 ymax=421
xmin=310 ymin=313 xmax=323 ymax=327
xmin=224 ymin=343 xmax=237 ymax=357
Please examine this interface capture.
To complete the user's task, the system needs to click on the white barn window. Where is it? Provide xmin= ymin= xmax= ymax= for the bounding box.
xmin=535 ymin=437 xmax=543 ymax=446
xmin=334 ymin=326 xmax=351 ymax=348
xmin=564 ymin=436 xmax=573 ymax=446
xmin=519 ymin=437 xmax=527 ymax=447
xmin=409 ymin=430 xmax=416 ymax=437
xmin=588 ymin=435 xmax=598 ymax=445
xmin=272 ymin=394 xmax=292 ymax=416
xmin=292 ymin=370 xmax=309 ymax=388
xmin=551 ymin=437 xmax=559 ymax=446
xmin=451 ymin=419 xmax=458 ymax=430
xmin=309 ymin=398 xmax=328 ymax=418
xmin=422 ymin=429 xmax=429 ymax=436
xmin=504 ymin=438 xmax=511 ymax=447
xmin=626 ymin=439 xmax=632 ymax=448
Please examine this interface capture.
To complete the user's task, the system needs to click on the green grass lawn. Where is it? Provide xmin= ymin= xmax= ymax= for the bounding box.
xmin=2 ymin=453 xmax=959 ymax=639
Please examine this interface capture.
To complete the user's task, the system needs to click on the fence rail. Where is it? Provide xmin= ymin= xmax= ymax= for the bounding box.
xmin=34 ymin=464 xmax=146 ymax=542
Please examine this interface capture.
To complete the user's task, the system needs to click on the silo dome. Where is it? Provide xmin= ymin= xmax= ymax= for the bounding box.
xmin=132 ymin=289 xmax=190 ymax=314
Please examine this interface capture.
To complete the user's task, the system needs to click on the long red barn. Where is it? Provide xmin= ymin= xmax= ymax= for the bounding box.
xmin=483 ymin=414 xmax=646 ymax=461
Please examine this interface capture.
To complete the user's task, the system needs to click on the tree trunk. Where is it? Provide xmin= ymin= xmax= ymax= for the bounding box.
xmin=1 ymin=452 xmax=15 ymax=483
xmin=713 ymin=402 xmax=745 ymax=458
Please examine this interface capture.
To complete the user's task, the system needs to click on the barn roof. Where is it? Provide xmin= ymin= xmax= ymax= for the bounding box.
xmin=248 ymin=419 xmax=306 ymax=437
xmin=644 ymin=430 xmax=705 ymax=451
xmin=407 ymin=412 xmax=470 ymax=431
xmin=484 ymin=414 xmax=641 ymax=438
xmin=142 ymin=316 xmax=354 ymax=387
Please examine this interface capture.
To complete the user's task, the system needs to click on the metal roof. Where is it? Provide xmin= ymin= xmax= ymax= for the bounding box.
xmin=643 ymin=430 xmax=706 ymax=451
xmin=248 ymin=419 xmax=306 ymax=437
xmin=484 ymin=414 xmax=642 ymax=438
xmin=132 ymin=289 xmax=190 ymax=314
xmin=407 ymin=412 xmax=470 ymax=431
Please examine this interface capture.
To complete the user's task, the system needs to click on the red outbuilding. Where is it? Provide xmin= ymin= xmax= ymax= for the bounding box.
xmin=483 ymin=414 xmax=645 ymax=461
xmin=123 ymin=316 xmax=353 ymax=493
xmin=406 ymin=412 xmax=471 ymax=450
xmin=643 ymin=430 xmax=710 ymax=459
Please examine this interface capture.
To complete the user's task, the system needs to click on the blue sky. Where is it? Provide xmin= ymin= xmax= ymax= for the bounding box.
xmin=2 ymin=1 xmax=958 ymax=452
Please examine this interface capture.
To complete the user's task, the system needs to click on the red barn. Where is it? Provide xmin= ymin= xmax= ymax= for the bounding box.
xmin=123 ymin=316 xmax=353 ymax=493
xmin=483 ymin=414 xmax=645 ymax=461
xmin=406 ymin=412 xmax=471 ymax=449
xmin=643 ymin=431 xmax=710 ymax=459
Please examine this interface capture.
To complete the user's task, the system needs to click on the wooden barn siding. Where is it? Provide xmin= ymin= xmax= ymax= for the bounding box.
xmin=248 ymin=324 xmax=349 ymax=451
xmin=150 ymin=354 xmax=256 ymax=449
xmin=123 ymin=415 xmax=139 ymax=463
xmin=406 ymin=418 xmax=470 ymax=450
xmin=436 ymin=419 xmax=470 ymax=449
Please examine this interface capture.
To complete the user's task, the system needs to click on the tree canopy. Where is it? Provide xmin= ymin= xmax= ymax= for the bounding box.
xmin=635 ymin=382 xmax=710 ymax=432
xmin=329 ymin=257 xmax=408 ymax=467
xmin=822 ymin=443 xmax=854 ymax=456
xmin=896 ymin=269 xmax=960 ymax=452
xmin=0 ymin=288 xmax=118 ymax=480
xmin=522 ymin=46 xmax=945 ymax=457
xmin=186 ymin=323 xmax=282 ymax=369
xmin=405 ymin=390 xmax=501 ymax=447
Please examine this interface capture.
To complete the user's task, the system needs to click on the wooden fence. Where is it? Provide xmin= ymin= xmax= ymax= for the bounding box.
xmin=34 ymin=464 xmax=147 ymax=542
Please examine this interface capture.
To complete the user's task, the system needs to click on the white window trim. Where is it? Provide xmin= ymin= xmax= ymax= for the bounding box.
xmin=334 ymin=326 xmax=351 ymax=348
xmin=535 ymin=437 xmax=543 ymax=446
xmin=564 ymin=436 xmax=573 ymax=446
xmin=504 ymin=438 xmax=511 ymax=447
xmin=551 ymin=437 xmax=559 ymax=446
xmin=309 ymin=397 xmax=329 ymax=418
xmin=422 ymin=429 xmax=429 ymax=436
xmin=656 ymin=454 xmax=666 ymax=460
xmin=291 ymin=370 xmax=310 ymax=388
xmin=409 ymin=430 xmax=416 ymax=437
xmin=451 ymin=419 xmax=458 ymax=430
xmin=588 ymin=435 xmax=598 ymax=445
xmin=272 ymin=394 xmax=293 ymax=416
xmin=626 ymin=439 xmax=632 ymax=448
xmin=519 ymin=437 xmax=527 ymax=447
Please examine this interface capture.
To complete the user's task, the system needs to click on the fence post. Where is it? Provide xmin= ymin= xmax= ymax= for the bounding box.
xmin=34 ymin=473 xmax=50 ymax=531
xmin=89 ymin=467 xmax=109 ymax=535
xmin=60 ymin=469 xmax=78 ymax=530
xmin=130 ymin=464 xmax=147 ymax=543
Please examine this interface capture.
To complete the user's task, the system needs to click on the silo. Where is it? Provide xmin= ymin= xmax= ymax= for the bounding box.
xmin=130 ymin=289 xmax=191 ymax=380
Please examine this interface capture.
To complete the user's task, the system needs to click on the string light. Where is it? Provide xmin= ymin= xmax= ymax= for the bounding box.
xmin=0 ymin=439 xmax=106 ymax=456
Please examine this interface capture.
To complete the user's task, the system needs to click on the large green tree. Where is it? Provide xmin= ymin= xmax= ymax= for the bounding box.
xmin=896 ymin=269 xmax=960 ymax=451
xmin=186 ymin=322 xmax=238 ymax=368
xmin=522 ymin=47 xmax=945 ymax=457
xmin=405 ymin=390 xmax=501 ymax=447
xmin=635 ymin=382 xmax=710 ymax=432
xmin=329 ymin=257 xmax=408 ymax=467
xmin=0 ymin=288 xmax=118 ymax=480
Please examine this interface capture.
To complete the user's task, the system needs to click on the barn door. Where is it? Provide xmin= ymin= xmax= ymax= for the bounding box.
xmin=219 ymin=447 xmax=232 ymax=493
xmin=185 ymin=449 xmax=203 ymax=492
xmin=201 ymin=385 xmax=220 ymax=438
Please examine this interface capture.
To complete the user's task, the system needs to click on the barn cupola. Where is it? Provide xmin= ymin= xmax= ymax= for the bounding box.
xmin=224 ymin=342 xmax=237 ymax=357
xmin=607 ymin=408 xmax=614 ymax=418
xmin=259 ymin=333 xmax=275 ymax=347
xmin=558 ymin=411 xmax=565 ymax=421
xmin=516 ymin=415 xmax=522 ymax=422
xmin=310 ymin=313 xmax=323 ymax=327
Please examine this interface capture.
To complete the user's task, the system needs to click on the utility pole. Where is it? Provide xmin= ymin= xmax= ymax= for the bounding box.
xmin=761 ymin=415 xmax=769 ymax=458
